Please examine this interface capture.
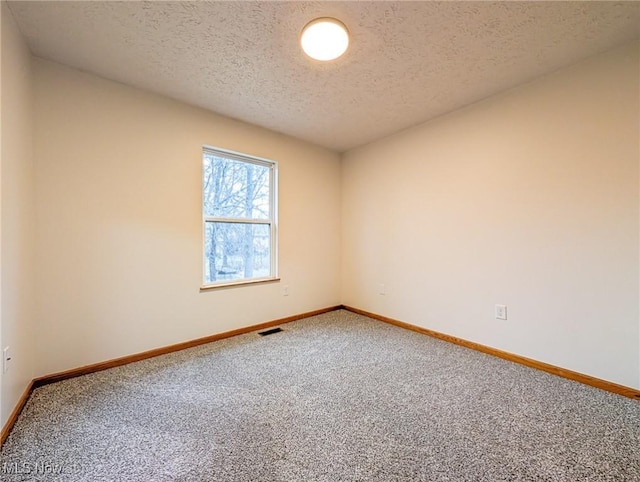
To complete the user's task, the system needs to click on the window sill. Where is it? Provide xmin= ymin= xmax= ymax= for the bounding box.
xmin=200 ymin=277 xmax=280 ymax=291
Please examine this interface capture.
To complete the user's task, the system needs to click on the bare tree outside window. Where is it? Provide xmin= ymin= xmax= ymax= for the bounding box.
xmin=202 ymin=148 xmax=277 ymax=286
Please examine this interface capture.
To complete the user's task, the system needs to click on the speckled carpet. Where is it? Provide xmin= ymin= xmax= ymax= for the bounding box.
xmin=1 ymin=309 xmax=639 ymax=481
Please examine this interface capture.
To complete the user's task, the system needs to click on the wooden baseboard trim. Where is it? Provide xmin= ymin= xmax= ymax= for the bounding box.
xmin=34 ymin=305 xmax=342 ymax=389
xmin=0 ymin=380 xmax=34 ymax=446
xmin=0 ymin=305 xmax=341 ymax=449
xmin=343 ymin=305 xmax=640 ymax=401
xmin=6 ymin=303 xmax=634 ymax=449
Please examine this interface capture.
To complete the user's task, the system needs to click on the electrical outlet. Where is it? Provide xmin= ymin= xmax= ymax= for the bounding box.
xmin=495 ymin=304 xmax=507 ymax=320
xmin=282 ymin=285 xmax=289 ymax=296
xmin=378 ymin=284 xmax=386 ymax=295
xmin=3 ymin=346 xmax=11 ymax=373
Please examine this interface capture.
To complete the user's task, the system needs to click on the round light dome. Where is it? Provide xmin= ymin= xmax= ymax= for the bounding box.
xmin=301 ymin=18 xmax=349 ymax=61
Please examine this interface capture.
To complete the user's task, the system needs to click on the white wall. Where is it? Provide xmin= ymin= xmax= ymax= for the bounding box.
xmin=33 ymin=59 xmax=341 ymax=376
xmin=342 ymin=42 xmax=640 ymax=389
xmin=1 ymin=3 xmax=36 ymax=427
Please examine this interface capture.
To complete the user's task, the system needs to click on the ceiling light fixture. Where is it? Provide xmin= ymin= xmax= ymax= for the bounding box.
xmin=301 ymin=18 xmax=349 ymax=61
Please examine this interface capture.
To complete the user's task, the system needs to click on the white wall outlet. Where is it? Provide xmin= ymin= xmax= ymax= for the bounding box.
xmin=3 ymin=346 xmax=11 ymax=373
xmin=282 ymin=285 xmax=289 ymax=296
xmin=495 ymin=304 xmax=507 ymax=320
xmin=378 ymin=284 xmax=386 ymax=295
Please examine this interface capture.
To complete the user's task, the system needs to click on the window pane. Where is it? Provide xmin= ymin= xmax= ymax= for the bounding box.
xmin=204 ymin=222 xmax=271 ymax=283
xmin=203 ymin=154 xmax=270 ymax=219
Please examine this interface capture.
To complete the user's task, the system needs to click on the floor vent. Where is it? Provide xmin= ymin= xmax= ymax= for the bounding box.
xmin=258 ymin=327 xmax=283 ymax=337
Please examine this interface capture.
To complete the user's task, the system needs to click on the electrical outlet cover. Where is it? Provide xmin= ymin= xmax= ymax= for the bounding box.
xmin=495 ymin=304 xmax=507 ymax=320
xmin=2 ymin=346 xmax=10 ymax=373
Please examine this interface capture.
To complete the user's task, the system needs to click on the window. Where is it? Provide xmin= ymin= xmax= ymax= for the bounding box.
xmin=202 ymin=147 xmax=278 ymax=287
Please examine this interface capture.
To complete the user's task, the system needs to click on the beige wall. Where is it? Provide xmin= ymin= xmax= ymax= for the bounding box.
xmin=342 ymin=42 xmax=640 ymax=389
xmin=1 ymin=18 xmax=639 ymax=430
xmin=1 ymin=3 xmax=36 ymax=426
xmin=32 ymin=59 xmax=341 ymax=376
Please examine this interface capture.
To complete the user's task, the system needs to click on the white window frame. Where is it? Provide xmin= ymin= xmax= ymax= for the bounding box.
xmin=201 ymin=146 xmax=278 ymax=289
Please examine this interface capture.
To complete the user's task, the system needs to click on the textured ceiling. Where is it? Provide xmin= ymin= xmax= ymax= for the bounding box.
xmin=7 ymin=1 xmax=640 ymax=152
